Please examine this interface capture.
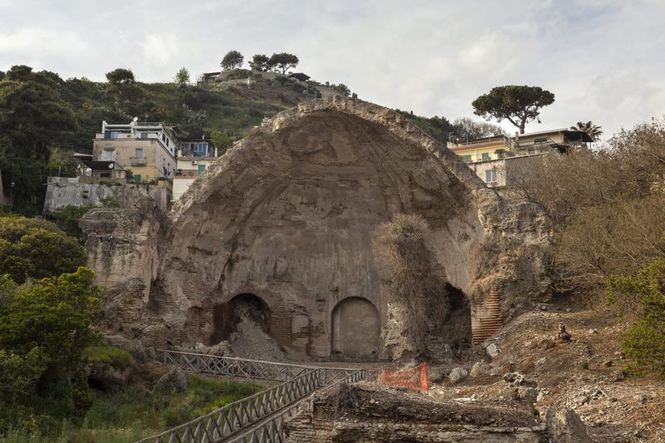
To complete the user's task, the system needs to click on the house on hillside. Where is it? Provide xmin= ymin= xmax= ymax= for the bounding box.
xmin=173 ymin=139 xmax=218 ymax=202
xmin=92 ymin=119 xmax=178 ymax=183
xmin=448 ymin=128 xmax=593 ymax=187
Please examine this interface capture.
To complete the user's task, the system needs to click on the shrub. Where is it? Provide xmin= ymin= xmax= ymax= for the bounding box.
xmin=0 ymin=216 xmax=86 ymax=283
xmin=608 ymin=258 xmax=665 ymax=378
xmin=83 ymin=346 xmax=132 ymax=370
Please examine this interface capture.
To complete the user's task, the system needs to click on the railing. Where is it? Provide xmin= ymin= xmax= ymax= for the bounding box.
xmin=158 ymin=349 xmax=314 ymax=382
xmin=137 ymin=369 xmax=323 ymax=443
xmin=138 ymin=350 xmax=368 ymax=443
xmin=227 ymin=369 xmax=368 ymax=443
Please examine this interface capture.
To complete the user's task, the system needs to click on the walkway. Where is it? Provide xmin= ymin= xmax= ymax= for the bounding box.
xmin=136 ymin=350 xmax=367 ymax=443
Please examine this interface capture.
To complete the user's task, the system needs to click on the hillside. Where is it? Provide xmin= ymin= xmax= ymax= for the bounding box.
xmin=0 ymin=65 xmax=453 ymax=214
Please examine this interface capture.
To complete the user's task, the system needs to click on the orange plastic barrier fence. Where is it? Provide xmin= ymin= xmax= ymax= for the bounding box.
xmin=379 ymin=362 xmax=429 ymax=392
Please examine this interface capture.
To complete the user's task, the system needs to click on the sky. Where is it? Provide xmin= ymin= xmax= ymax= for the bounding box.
xmin=1 ymin=0 xmax=664 ymax=139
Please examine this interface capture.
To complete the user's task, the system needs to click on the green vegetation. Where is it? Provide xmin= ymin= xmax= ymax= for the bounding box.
xmin=83 ymin=345 xmax=132 ymax=371
xmin=221 ymin=50 xmax=244 ymax=71
xmin=2 ymin=376 xmax=265 ymax=442
xmin=0 ymin=215 xmax=87 ymax=283
xmin=0 ymin=267 xmax=101 ymax=435
xmin=609 ymin=258 xmax=665 ymax=378
xmin=513 ymin=118 xmax=665 ymax=378
xmin=472 ymin=85 xmax=555 ymax=134
xmin=44 ymin=205 xmax=93 ymax=239
xmin=396 ymin=110 xmax=454 ymax=144
xmin=570 ymin=120 xmax=603 ymax=141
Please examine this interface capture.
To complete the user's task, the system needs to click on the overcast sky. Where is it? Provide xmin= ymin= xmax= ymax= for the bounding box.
xmin=1 ymin=0 xmax=663 ymax=139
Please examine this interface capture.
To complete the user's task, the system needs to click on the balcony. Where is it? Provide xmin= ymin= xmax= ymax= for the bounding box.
xmin=129 ymin=157 xmax=147 ymax=166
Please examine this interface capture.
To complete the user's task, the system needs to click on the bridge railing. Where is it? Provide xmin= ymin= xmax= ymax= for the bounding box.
xmin=156 ymin=349 xmax=315 ymax=382
xmin=137 ymin=368 xmax=324 ymax=443
xmin=226 ymin=368 xmax=368 ymax=443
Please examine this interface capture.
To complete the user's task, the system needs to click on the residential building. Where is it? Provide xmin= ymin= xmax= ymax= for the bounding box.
xmin=92 ymin=119 xmax=177 ymax=183
xmin=73 ymin=153 xmax=126 ymax=182
xmin=448 ymin=128 xmax=592 ymax=187
xmin=172 ymin=142 xmax=218 ymax=202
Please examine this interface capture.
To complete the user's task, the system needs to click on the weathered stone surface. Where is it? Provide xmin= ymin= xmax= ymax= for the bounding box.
xmin=80 ymin=195 xmax=168 ymax=345
xmin=82 ymin=97 xmax=551 ymax=358
xmin=283 ymin=383 xmax=546 ymax=442
xmin=546 ymin=407 xmax=593 ymax=443
xmin=470 ymin=361 xmax=492 ymax=378
xmin=153 ymin=367 xmax=187 ymax=394
xmin=449 ymin=367 xmax=468 ymax=384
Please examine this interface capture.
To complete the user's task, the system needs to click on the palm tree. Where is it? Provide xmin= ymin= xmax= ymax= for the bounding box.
xmin=571 ymin=121 xmax=603 ymax=141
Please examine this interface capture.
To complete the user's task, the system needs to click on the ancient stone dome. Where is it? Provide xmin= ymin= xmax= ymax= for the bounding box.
xmin=83 ymin=97 xmax=550 ymax=360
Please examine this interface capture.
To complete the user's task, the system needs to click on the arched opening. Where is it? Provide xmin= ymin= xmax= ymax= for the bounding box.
xmin=331 ymin=297 xmax=380 ymax=360
xmin=211 ymin=293 xmax=271 ymax=344
xmin=438 ymin=284 xmax=472 ymax=351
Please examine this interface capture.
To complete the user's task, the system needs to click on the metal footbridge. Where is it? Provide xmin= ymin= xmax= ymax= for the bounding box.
xmin=136 ymin=350 xmax=368 ymax=443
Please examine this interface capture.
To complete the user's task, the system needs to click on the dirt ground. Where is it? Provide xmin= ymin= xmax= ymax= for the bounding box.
xmin=427 ymin=297 xmax=665 ymax=442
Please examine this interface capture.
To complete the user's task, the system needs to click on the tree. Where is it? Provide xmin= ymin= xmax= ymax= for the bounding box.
xmin=333 ymin=83 xmax=351 ymax=97
xmin=0 ymin=68 xmax=77 ymax=213
xmin=249 ymin=54 xmax=270 ymax=71
xmin=208 ymin=129 xmax=234 ymax=154
xmin=175 ymin=67 xmax=190 ymax=87
xmin=105 ymin=68 xmax=135 ymax=85
xmin=0 ymin=216 xmax=86 ymax=283
xmin=452 ymin=117 xmax=506 ymax=142
xmin=571 ymin=121 xmax=603 ymax=141
xmin=472 ymin=85 xmax=555 ymax=134
xmin=221 ymin=50 xmax=244 ymax=70
xmin=268 ymin=53 xmax=299 ymax=74
xmin=0 ymin=267 xmax=100 ymax=422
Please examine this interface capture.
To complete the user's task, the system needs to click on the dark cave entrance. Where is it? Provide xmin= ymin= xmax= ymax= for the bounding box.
xmin=210 ymin=293 xmax=271 ymax=344
xmin=432 ymin=284 xmax=472 ymax=353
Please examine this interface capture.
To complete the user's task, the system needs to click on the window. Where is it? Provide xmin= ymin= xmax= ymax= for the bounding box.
xmin=197 ymin=164 xmax=206 ymax=176
xmin=193 ymin=143 xmax=209 ymax=157
xmin=461 ymin=155 xmax=472 ymax=163
xmin=481 ymin=152 xmax=490 ymax=161
xmin=135 ymin=148 xmax=144 ymax=158
xmin=533 ymin=137 xmax=548 ymax=144
xmin=485 ymin=169 xmax=498 ymax=184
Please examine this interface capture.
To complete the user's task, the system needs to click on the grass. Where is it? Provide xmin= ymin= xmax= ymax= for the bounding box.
xmin=3 ymin=376 xmax=265 ymax=442
xmin=83 ymin=346 xmax=132 ymax=370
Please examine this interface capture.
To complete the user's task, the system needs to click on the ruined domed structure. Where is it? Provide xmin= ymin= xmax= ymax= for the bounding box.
xmin=82 ymin=97 xmax=550 ymax=360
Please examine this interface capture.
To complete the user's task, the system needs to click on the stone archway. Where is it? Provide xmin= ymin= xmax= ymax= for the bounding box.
xmin=211 ymin=293 xmax=271 ymax=344
xmin=331 ymin=297 xmax=380 ymax=359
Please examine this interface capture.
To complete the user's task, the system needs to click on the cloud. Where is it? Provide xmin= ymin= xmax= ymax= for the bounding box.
xmin=0 ymin=0 xmax=663 ymax=138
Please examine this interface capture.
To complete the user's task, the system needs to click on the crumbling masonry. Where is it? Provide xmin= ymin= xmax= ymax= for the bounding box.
xmin=81 ymin=97 xmax=551 ymax=360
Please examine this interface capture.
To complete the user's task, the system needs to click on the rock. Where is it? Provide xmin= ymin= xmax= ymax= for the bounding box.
xmin=546 ymin=407 xmax=593 ymax=443
xmin=540 ymin=338 xmax=556 ymax=350
xmin=81 ymin=97 xmax=552 ymax=359
xmin=485 ymin=343 xmax=500 ymax=359
xmin=633 ymin=394 xmax=648 ymax=404
xmin=517 ymin=386 xmax=539 ymax=404
xmin=602 ymin=359 xmax=613 ymax=367
xmin=428 ymin=366 xmax=450 ymax=384
xmin=609 ymin=369 xmax=625 ymax=382
xmin=470 ymin=361 xmax=491 ymax=378
xmin=535 ymin=357 xmax=547 ymax=367
xmin=504 ymin=372 xmax=524 ymax=385
xmin=193 ymin=341 xmax=233 ymax=356
xmin=153 ymin=367 xmax=188 ymax=394
xmin=448 ymin=367 xmax=468 ymax=384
